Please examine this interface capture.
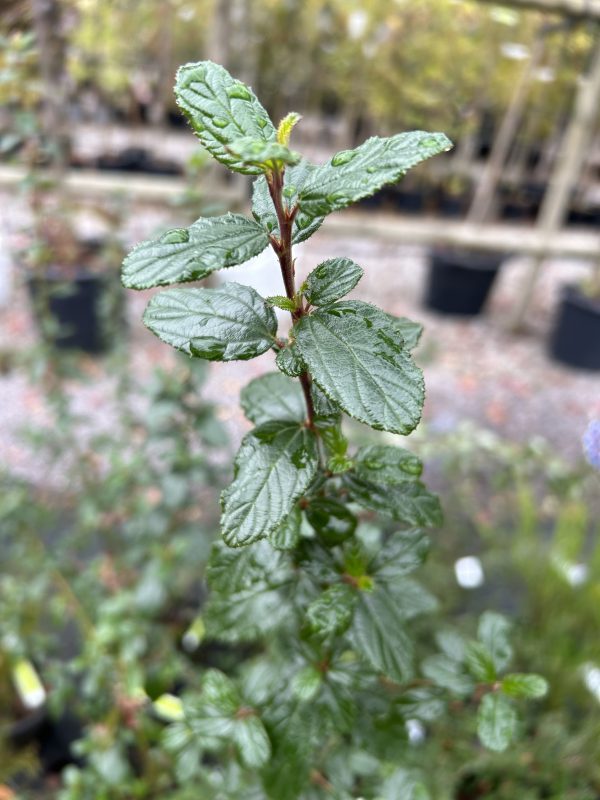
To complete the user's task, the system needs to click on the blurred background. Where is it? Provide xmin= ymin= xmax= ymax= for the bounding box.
xmin=1 ymin=1 xmax=600 ymax=798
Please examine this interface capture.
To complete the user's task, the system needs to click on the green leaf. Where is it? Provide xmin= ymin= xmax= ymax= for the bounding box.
xmin=266 ymin=295 xmax=297 ymax=311
xmin=143 ymin=283 xmax=277 ymax=361
xmin=262 ymin=698 xmax=318 ymax=800
xmin=354 ymin=444 xmax=423 ymax=484
xmin=311 ymin=384 xmax=342 ymax=425
xmin=375 ymin=531 xmax=430 ymax=582
xmin=477 ymin=692 xmax=518 ymax=752
xmin=465 ymin=642 xmax=497 ymax=683
xmin=200 ymin=669 xmax=239 ymax=714
xmin=175 ymin=61 xmax=276 ymax=174
xmin=221 ymin=421 xmax=319 ymax=546
xmin=269 ymin=506 xmax=302 ymax=550
xmin=228 ymin=136 xmax=300 ymax=169
xmin=379 ymin=769 xmax=431 ymax=800
xmin=396 ymin=687 xmax=446 ymax=722
xmin=298 ymin=131 xmax=452 ymax=217
xmin=179 ymin=669 xmax=272 ymax=769
xmin=303 ymin=257 xmax=364 ymax=306
xmin=252 ymin=159 xmax=324 ymax=244
xmin=306 ymin=498 xmax=357 ymax=546
xmin=501 ymin=674 xmax=549 ymax=699
xmin=389 ymin=316 xmax=423 ymax=351
xmin=388 ymin=578 xmax=438 ymax=620
xmin=350 ymin=586 xmax=414 ymax=681
xmin=231 ymin=714 xmax=272 ymax=769
xmin=294 ymin=301 xmax=424 ymax=435
xmin=275 ymin=342 xmax=306 ymax=376
xmin=344 ymin=475 xmax=442 ymax=528
xmin=122 ymin=213 xmax=269 ymax=290
xmin=240 ymin=372 xmax=306 ymax=425
xmin=421 ymin=655 xmax=474 ymax=696
xmin=478 ymin=612 xmax=513 ymax=673
xmin=277 ymin=111 xmax=301 ymax=145
xmin=290 ymin=666 xmax=322 ymax=701
xmin=205 ymin=540 xmax=293 ymax=641
xmin=436 ymin=629 xmax=467 ymax=662
xmin=305 ymin=583 xmax=356 ymax=639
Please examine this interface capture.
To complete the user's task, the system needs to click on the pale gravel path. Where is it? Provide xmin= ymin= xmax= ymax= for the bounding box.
xmin=1 ymin=193 xmax=598 ymax=486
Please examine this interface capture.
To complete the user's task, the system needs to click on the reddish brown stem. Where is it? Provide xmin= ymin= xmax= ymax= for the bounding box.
xmin=267 ymin=169 xmax=316 ymax=428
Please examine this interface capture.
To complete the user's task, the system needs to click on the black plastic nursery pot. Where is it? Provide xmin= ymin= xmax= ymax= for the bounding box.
xmin=423 ymin=249 xmax=504 ymax=316
xmin=548 ymin=285 xmax=600 ymax=371
xmin=28 ymin=267 xmax=124 ymax=355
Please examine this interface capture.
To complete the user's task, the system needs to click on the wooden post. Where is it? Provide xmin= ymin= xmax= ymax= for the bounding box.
xmin=509 ymin=36 xmax=600 ymax=329
xmin=478 ymin=0 xmax=600 ymax=21
xmin=467 ymin=32 xmax=545 ymax=224
xmin=31 ymin=0 xmax=70 ymax=177
xmin=151 ymin=0 xmax=174 ymax=126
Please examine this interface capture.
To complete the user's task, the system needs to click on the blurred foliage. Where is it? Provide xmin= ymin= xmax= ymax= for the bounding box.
xmin=0 ymin=349 xmax=229 ymax=796
xmin=409 ymin=423 xmax=600 ymax=798
xmin=1 ymin=0 xmax=588 ymax=145
xmin=2 ymin=361 xmax=599 ymax=798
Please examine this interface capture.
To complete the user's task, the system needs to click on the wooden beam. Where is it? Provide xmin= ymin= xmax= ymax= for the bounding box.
xmin=324 ymin=213 xmax=600 ymax=260
xmin=0 ymin=165 xmax=242 ymax=205
xmin=509 ymin=38 xmax=600 ymax=327
xmin=478 ymin=0 xmax=600 ymax=21
xmin=1 ymin=166 xmax=597 ymax=260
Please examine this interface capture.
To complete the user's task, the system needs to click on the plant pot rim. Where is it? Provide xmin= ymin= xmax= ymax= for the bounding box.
xmin=20 ymin=237 xmax=122 ymax=281
xmin=560 ymin=283 xmax=600 ymax=314
xmin=26 ymin=267 xmax=112 ymax=283
xmin=430 ymin=247 xmax=508 ymax=270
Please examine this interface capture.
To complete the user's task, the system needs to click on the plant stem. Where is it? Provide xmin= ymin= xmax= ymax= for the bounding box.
xmin=267 ymin=169 xmax=316 ymax=428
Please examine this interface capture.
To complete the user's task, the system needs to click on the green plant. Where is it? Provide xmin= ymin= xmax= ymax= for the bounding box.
xmin=0 ymin=353 xmax=228 ymax=796
xmin=118 ymin=62 xmax=549 ymax=798
xmin=406 ymin=424 xmax=600 ymax=799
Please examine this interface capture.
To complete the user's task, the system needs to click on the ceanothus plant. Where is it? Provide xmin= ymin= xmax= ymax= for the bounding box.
xmin=121 ymin=62 xmax=546 ymax=799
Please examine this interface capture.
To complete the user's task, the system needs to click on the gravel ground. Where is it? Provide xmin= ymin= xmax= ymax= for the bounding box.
xmin=1 ymin=192 xmax=598 ymax=486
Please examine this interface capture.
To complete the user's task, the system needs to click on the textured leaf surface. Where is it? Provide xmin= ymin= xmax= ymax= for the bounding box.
xmin=345 ymin=475 xmax=442 ymax=528
xmin=178 ymin=669 xmax=272 ymax=769
xmin=501 ymin=673 xmax=548 ymax=699
xmin=122 ymin=213 xmax=269 ymax=289
xmin=421 ymin=655 xmax=474 ymax=696
xmin=175 ymin=61 xmax=276 ymax=174
xmin=240 ymin=372 xmax=306 ymax=425
xmin=374 ymin=531 xmax=430 ymax=582
xmin=275 ymin=342 xmax=306 ymax=376
xmin=465 ymin=642 xmax=497 ymax=683
xmin=228 ymin=137 xmax=300 ymax=168
xmin=143 ymin=283 xmax=277 ymax=361
xmin=477 ymin=693 xmax=517 ymax=752
xmin=205 ymin=541 xmax=293 ymax=641
xmin=262 ymin=698 xmax=318 ymax=800
xmin=478 ymin=612 xmax=513 ymax=673
xmin=304 ymin=257 xmax=363 ymax=306
xmin=231 ymin=715 xmax=272 ymax=769
xmin=306 ymin=583 xmax=356 ymax=639
xmin=380 ymin=769 xmax=431 ymax=800
xmin=298 ymin=131 xmax=452 ymax=217
xmin=277 ymin=112 xmax=301 ymax=146
xmin=306 ymin=497 xmax=357 ymax=545
xmin=252 ymin=160 xmax=324 ymax=244
xmin=350 ymin=586 xmax=414 ymax=681
xmin=290 ymin=667 xmax=322 ymax=701
xmin=221 ymin=422 xmax=318 ymax=546
xmin=269 ymin=506 xmax=302 ymax=550
xmin=354 ymin=444 xmax=422 ymax=484
xmin=294 ymin=301 xmax=424 ymax=434
xmin=389 ymin=316 xmax=423 ymax=351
